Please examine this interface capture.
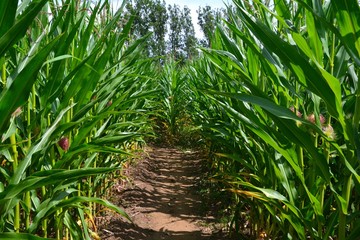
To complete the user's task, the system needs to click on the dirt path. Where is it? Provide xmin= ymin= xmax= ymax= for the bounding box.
xmin=100 ymin=146 xmax=228 ymax=240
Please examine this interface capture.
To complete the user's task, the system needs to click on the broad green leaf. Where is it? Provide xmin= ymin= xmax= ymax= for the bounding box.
xmin=10 ymin=104 xmax=74 ymax=185
xmin=235 ymin=4 xmax=345 ymax=129
xmin=0 ymin=0 xmax=48 ymax=58
xmin=0 ymin=0 xmax=18 ymax=36
xmin=274 ymin=0 xmax=291 ymax=20
xmin=0 ymin=167 xmax=116 ymax=220
xmin=305 ymin=5 xmax=323 ymax=64
xmin=281 ymin=212 xmax=305 ymax=239
xmin=77 ymin=209 xmax=91 ymax=240
xmin=0 ymin=233 xmax=52 ymax=240
xmin=332 ymin=0 xmax=360 ymax=58
xmin=272 ymin=157 xmax=297 ymax=204
xmin=208 ymin=90 xmax=331 ymax=182
xmin=0 ymin=35 xmax=61 ymax=134
xmin=56 ymin=143 xmax=130 ymax=169
xmin=29 ymin=195 xmax=130 ymax=233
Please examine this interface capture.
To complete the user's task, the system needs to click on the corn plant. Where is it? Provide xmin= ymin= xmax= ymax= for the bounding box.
xmin=188 ymin=0 xmax=360 ymax=239
xmin=155 ymin=59 xmax=191 ymax=142
xmin=0 ymin=0 xmax=157 ymax=238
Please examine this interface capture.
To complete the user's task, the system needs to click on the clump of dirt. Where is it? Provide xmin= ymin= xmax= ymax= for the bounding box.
xmin=98 ymin=145 xmax=234 ymax=240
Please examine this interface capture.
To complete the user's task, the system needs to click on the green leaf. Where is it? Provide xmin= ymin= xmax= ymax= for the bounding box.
xmin=235 ymin=4 xmax=345 ymax=131
xmin=0 ymin=168 xmax=116 ymax=222
xmin=0 ymin=233 xmax=52 ymax=240
xmin=0 ymin=0 xmax=48 ymax=58
xmin=0 ymin=35 xmax=61 ymax=134
xmin=305 ymin=5 xmax=323 ymax=63
xmin=10 ymin=104 xmax=74 ymax=185
xmin=0 ymin=0 xmax=18 ymax=36
xmin=208 ymin=90 xmax=331 ymax=182
xmin=29 ymin=195 xmax=130 ymax=233
xmin=332 ymin=0 xmax=360 ymax=58
xmin=274 ymin=0 xmax=291 ymax=20
xmin=56 ymin=143 xmax=130 ymax=169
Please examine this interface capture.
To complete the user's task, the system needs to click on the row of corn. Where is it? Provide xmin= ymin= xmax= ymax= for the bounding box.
xmin=0 ymin=0 xmax=159 ymax=239
xmin=185 ymin=0 xmax=360 ymax=239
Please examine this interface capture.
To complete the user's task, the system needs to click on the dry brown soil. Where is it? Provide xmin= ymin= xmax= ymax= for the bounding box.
xmin=99 ymin=146 xmax=231 ymax=240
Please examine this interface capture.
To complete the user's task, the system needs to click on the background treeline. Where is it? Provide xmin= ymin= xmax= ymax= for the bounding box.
xmin=123 ymin=0 xmax=226 ymax=61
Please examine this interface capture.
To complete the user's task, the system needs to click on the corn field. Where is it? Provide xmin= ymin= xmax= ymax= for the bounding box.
xmin=0 ymin=0 xmax=157 ymax=238
xmin=0 ymin=0 xmax=360 ymax=239
xmin=187 ymin=0 xmax=360 ymax=239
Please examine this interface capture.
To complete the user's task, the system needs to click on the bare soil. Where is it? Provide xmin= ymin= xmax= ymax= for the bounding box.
xmin=99 ymin=146 xmax=232 ymax=240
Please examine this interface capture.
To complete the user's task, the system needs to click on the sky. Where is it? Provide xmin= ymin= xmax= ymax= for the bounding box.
xmin=110 ymin=0 xmax=231 ymax=37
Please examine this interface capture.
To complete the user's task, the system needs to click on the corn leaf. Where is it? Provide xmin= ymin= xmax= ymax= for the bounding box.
xmin=235 ymin=4 xmax=344 ymax=126
xmin=0 ymin=0 xmax=48 ymax=58
xmin=332 ymin=0 xmax=360 ymax=59
xmin=0 ymin=35 xmax=61 ymax=134
xmin=0 ymin=0 xmax=18 ymax=36
xmin=29 ymin=196 xmax=130 ymax=233
xmin=0 ymin=233 xmax=52 ymax=240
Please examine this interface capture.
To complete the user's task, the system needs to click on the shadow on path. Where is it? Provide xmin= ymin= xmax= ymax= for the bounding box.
xmin=100 ymin=146 xmax=230 ymax=240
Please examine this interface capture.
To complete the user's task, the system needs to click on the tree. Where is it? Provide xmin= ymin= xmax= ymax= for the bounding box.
xmin=182 ymin=6 xmax=197 ymax=59
xmin=126 ymin=0 xmax=153 ymax=55
xmin=126 ymin=0 xmax=168 ymax=57
xmin=168 ymin=4 xmax=184 ymax=60
xmin=197 ymin=5 xmax=221 ymax=47
xmin=149 ymin=0 xmax=168 ymax=57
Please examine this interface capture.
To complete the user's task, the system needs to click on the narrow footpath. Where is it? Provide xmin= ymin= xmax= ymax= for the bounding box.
xmin=100 ymin=146 xmax=229 ymax=240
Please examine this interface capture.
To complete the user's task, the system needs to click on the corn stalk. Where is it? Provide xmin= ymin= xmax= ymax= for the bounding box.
xmin=187 ymin=0 xmax=360 ymax=238
xmin=0 ymin=0 xmax=157 ymax=238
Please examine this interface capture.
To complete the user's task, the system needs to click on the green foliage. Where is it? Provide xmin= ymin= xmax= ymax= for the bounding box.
xmin=127 ymin=0 xmax=167 ymax=57
xmin=182 ymin=6 xmax=197 ymax=59
xmin=168 ymin=4 xmax=184 ymax=60
xmin=3 ymin=0 xmax=360 ymax=239
xmin=0 ymin=0 xmax=157 ymax=237
xmin=126 ymin=0 xmax=227 ymax=60
xmin=187 ymin=0 xmax=360 ymax=239
xmin=150 ymin=0 xmax=168 ymax=56
xmin=155 ymin=59 xmax=188 ymax=141
xmin=197 ymin=5 xmax=224 ymax=47
xmin=0 ymin=232 xmax=51 ymax=240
